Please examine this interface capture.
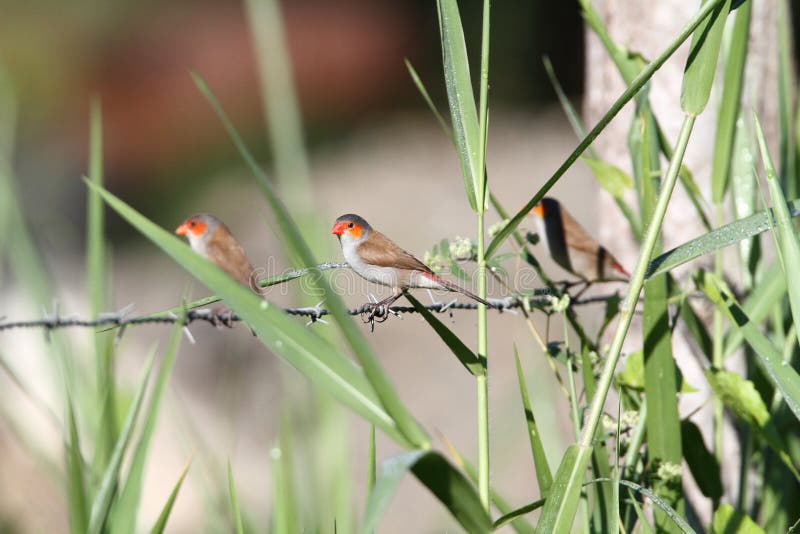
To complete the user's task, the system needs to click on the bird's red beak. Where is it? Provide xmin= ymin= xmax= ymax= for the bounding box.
xmin=331 ymin=221 xmax=347 ymax=235
xmin=175 ymin=222 xmax=190 ymax=236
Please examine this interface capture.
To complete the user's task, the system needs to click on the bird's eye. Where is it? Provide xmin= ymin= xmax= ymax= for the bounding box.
xmin=347 ymin=222 xmax=354 ymax=229
xmin=189 ymin=221 xmax=196 ymax=227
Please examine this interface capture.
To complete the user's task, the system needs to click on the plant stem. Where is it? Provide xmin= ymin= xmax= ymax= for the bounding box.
xmin=476 ymin=211 xmax=490 ymax=511
xmin=578 ymin=114 xmax=696 ymax=450
xmin=712 ymin=207 xmax=724 ymax=474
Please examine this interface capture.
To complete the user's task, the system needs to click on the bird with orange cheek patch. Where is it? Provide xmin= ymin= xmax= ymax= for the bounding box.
xmin=176 ymin=214 xmax=258 ymax=326
xmin=530 ymin=197 xmax=629 ymax=283
xmin=332 ymin=214 xmax=494 ymax=321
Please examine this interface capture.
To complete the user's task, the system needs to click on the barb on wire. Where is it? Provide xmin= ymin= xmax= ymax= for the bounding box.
xmin=0 ymin=290 xmax=622 ymax=334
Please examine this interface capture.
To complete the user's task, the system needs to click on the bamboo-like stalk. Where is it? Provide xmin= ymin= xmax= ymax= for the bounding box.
xmin=579 ymin=115 xmax=695 ymax=450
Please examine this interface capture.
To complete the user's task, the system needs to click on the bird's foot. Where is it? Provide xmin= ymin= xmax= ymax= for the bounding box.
xmin=210 ymin=306 xmax=237 ymax=328
xmin=359 ymin=295 xmax=401 ymax=332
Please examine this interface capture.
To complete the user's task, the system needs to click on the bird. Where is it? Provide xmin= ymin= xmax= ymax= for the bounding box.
xmin=175 ymin=214 xmax=258 ymax=326
xmin=331 ymin=214 xmax=494 ymax=320
xmin=530 ymin=197 xmax=630 ymax=282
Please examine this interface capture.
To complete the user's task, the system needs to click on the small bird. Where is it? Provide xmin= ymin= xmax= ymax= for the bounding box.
xmin=531 ymin=197 xmax=629 ymax=282
xmin=331 ymin=214 xmax=493 ymax=318
xmin=176 ymin=214 xmax=258 ymax=325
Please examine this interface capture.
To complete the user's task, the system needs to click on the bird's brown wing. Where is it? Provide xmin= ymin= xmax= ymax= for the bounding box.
xmin=357 ymin=231 xmax=433 ymax=273
xmin=559 ymin=207 xmax=601 ymax=255
xmin=206 ymin=226 xmax=257 ymax=288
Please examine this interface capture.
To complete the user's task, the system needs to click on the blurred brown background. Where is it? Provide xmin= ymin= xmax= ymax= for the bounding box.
xmin=0 ymin=0 xmax=660 ymax=532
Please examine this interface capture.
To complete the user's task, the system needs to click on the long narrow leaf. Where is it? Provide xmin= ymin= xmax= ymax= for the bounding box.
xmin=111 ymin=318 xmax=184 ymax=533
xmin=702 ymin=273 xmax=800 ymax=422
xmin=647 ymin=199 xmax=800 ymax=279
xmin=149 ymin=458 xmax=192 ymax=534
xmin=436 ymin=0 xmax=480 ymax=211
xmin=65 ymin=393 xmax=89 ymax=533
xmin=362 ymin=450 xmax=491 ymax=534
xmin=406 ymin=294 xmax=484 ymax=376
xmin=514 ymin=349 xmax=552 ymax=494
xmin=680 ymin=0 xmax=731 ymax=115
xmin=533 ymin=445 xmax=593 ymax=533
xmin=755 ymin=113 xmax=800 ymax=344
xmin=87 ymin=349 xmax=156 ymax=534
xmin=228 ymin=462 xmax=245 ymax=534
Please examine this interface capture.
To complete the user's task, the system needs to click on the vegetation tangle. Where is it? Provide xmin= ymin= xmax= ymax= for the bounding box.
xmin=2 ymin=0 xmax=800 ymax=532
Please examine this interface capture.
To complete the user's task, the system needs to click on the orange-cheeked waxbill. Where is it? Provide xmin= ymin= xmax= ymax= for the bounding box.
xmin=331 ymin=214 xmax=493 ymax=309
xmin=531 ymin=197 xmax=629 ymax=282
xmin=175 ymin=214 xmax=258 ymax=291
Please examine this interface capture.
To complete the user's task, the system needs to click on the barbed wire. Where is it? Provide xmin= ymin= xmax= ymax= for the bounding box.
xmin=0 ymin=291 xmax=620 ymax=335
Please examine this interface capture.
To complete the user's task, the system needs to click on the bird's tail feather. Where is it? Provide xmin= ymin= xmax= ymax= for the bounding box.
xmin=437 ymin=278 xmax=495 ymax=308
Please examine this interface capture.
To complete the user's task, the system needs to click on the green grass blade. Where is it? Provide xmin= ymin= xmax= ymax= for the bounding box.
xmin=405 ymin=59 xmax=452 ymax=139
xmin=193 ymin=74 xmax=429 ymax=449
xmin=110 ymin=318 xmax=184 ymax=533
xmin=149 ymin=458 xmax=192 ymax=534
xmin=86 ymin=180 xmax=410 ymax=445
xmin=228 ymin=462 xmax=245 ymax=534
xmin=362 ymin=450 xmax=491 ymax=534
xmin=514 ymin=349 xmax=552 ymax=494
xmin=492 ymin=498 xmax=546 ymax=530
xmin=730 ymin=111 xmax=758 ymax=288
xmin=680 ymin=0 xmax=731 ymax=115
xmin=702 ymin=273 xmax=800 ymax=422
xmin=723 ymin=261 xmax=785 ymax=358
xmin=86 ymin=96 xmax=119 ymax=502
xmin=65 ymin=393 xmax=89 ymax=533
xmin=533 ymin=444 xmax=592 ymax=533
xmin=590 ymin=479 xmax=697 ymax=534
xmin=485 ymin=0 xmax=724 ymax=258
xmin=366 ymin=426 xmax=376 ymax=498
xmin=271 ymin=415 xmax=298 ymax=534
xmin=87 ymin=348 xmax=156 ymax=534
xmin=406 ymin=294 xmax=484 ymax=376
xmin=647 ymin=199 xmax=800 ymax=279
xmin=436 ymin=0 xmax=480 ymax=211
xmin=777 ymin=0 xmax=796 ymax=197
xmin=755 ymin=113 xmax=800 ymax=343
xmin=681 ymin=420 xmax=722 ymax=500
xmin=710 ymin=0 xmax=750 ymax=201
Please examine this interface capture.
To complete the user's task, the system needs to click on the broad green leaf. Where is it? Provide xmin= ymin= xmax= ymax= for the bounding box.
xmin=228 ymin=462 xmax=245 ymax=534
xmin=680 ymin=420 xmax=722 ymax=500
xmin=193 ymin=74 xmax=429 ymax=449
xmin=406 ymin=293 xmax=484 ymax=376
xmin=755 ymin=113 xmax=800 ymax=345
xmin=87 ymin=349 xmax=155 ymax=534
xmin=680 ymin=0 xmax=731 ymax=115
xmin=362 ymin=450 xmax=491 ymax=534
xmin=582 ymin=157 xmax=633 ymax=198
xmin=711 ymin=504 xmax=765 ymax=534
xmin=616 ymin=350 xmax=697 ymax=393
xmin=485 ymin=0 xmax=725 ymax=258
xmin=647 ymin=199 xmax=800 ymax=279
xmin=705 ymin=368 xmax=799 ymax=478
xmin=710 ymin=0 xmax=751 ymax=201
xmin=702 ymin=273 xmax=800 ymax=424
xmin=533 ymin=444 xmax=592 ymax=533
xmin=86 ymin=180 xmax=409 ymax=446
xmin=111 ymin=319 xmax=183 ymax=534
xmin=514 ymin=349 xmax=552 ymax=494
xmin=436 ymin=0 xmax=480 ymax=211
xmin=149 ymin=459 xmax=191 ymax=534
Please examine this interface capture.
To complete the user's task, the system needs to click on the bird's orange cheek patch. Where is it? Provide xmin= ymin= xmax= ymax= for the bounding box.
xmin=531 ymin=203 xmax=545 ymax=218
xmin=349 ymin=225 xmax=363 ymax=239
xmin=190 ymin=221 xmax=208 ymax=236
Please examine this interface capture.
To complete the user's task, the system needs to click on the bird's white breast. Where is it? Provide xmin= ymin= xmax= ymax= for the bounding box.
xmin=341 ymin=238 xmax=400 ymax=287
